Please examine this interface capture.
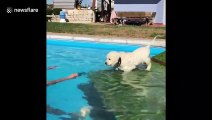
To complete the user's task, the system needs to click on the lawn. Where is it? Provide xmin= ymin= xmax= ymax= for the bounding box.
xmin=47 ymin=22 xmax=165 ymax=39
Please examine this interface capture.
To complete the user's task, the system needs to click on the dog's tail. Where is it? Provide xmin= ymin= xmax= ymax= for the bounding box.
xmin=146 ymin=35 xmax=159 ymax=48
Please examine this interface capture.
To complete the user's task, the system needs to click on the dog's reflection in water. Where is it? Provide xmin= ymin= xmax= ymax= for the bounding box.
xmin=116 ymin=67 xmax=151 ymax=96
xmin=47 ymin=105 xmax=92 ymax=120
xmin=93 ymin=67 xmax=151 ymax=96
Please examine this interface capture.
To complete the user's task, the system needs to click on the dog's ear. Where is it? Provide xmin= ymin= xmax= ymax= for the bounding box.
xmin=117 ymin=57 xmax=121 ymax=66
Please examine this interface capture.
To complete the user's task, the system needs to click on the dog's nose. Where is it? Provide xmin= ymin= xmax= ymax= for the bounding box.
xmin=105 ymin=62 xmax=107 ymax=65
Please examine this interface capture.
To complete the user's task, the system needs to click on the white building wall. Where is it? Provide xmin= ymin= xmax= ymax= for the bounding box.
xmin=114 ymin=0 xmax=166 ymax=25
xmin=154 ymin=0 xmax=165 ymax=24
xmin=114 ymin=4 xmax=157 ymax=12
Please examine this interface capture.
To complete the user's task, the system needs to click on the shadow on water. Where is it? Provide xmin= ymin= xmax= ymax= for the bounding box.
xmin=86 ymin=62 xmax=166 ymax=120
xmin=78 ymin=82 xmax=117 ymax=120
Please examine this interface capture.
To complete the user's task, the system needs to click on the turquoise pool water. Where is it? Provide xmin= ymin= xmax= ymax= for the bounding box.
xmin=47 ymin=39 xmax=165 ymax=120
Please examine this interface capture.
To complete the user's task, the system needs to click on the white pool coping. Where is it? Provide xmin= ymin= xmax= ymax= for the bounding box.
xmin=47 ymin=34 xmax=166 ymax=47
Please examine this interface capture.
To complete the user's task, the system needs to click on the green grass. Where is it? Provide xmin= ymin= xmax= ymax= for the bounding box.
xmin=152 ymin=52 xmax=166 ymax=63
xmin=47 ymin=22 xmax=166 ymax=39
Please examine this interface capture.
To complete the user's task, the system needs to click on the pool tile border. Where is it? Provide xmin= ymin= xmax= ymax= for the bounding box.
xmin=47 ymin=34 xmax=166 ymax=47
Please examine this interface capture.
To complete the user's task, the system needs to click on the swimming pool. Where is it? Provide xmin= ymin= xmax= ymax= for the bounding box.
xmin=47 ymin=39 xmax=166 ymax=120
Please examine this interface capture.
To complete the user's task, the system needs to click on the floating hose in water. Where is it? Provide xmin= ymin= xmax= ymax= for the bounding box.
xmin=47 ymin=72 xmax=87 ymax=86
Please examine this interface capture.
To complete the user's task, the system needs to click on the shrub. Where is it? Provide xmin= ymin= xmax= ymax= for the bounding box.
xmin=53 ymin=8 xmax=62 ymax=15
xmin=46 ymin=8 xmax=53 ymax=15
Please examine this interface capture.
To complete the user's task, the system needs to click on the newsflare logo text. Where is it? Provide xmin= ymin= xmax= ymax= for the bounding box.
xmin=7 ymin=7 xmax=38 ymax=13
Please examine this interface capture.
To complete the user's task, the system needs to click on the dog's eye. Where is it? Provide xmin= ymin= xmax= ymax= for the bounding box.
xmin=108 ymin=58 xmax=111 ymax=60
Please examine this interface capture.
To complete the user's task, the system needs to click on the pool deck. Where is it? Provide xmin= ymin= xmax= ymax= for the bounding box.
xmin=47 ymin=32 xmax=166 ymax=47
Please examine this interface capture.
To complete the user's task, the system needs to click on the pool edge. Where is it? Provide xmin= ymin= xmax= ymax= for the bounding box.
xmin=47 ymin=34 xmax=166 ymax=48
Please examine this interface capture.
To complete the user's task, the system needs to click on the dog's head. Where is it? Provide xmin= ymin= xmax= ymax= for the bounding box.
xmin=105 ymin=51 xmax=121 ymax=67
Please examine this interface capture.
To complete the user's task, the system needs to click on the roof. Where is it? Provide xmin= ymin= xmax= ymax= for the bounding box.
xmin=53 ymin=0 xmax=75 ymax=9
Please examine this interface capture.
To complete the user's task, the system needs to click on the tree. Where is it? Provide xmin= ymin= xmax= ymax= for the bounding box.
xmin=75 ymin=0 xmax=83 ymax=8
xmin=101 ymin=0 xmax=112 ymax=22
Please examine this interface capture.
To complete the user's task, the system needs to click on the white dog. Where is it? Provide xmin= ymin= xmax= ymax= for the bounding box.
xmin=105 ymin=36 xmax=158 ymax=72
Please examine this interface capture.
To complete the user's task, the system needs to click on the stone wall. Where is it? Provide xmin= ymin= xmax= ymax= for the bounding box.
xmin=47 ymin=9 xmax=95 ymax=23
